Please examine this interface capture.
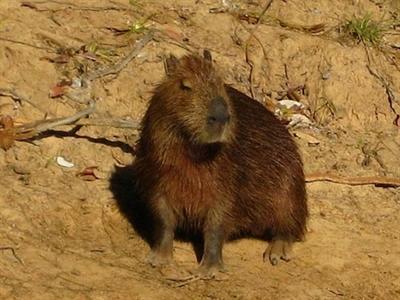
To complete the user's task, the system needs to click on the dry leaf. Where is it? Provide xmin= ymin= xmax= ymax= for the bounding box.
xmin=294 ymin=131 xmax=320 ymax=146
xmin=40 ymin=54 xmax=70 ymax=64
xmin=77 ymin=166 xmax=100 ymax=181
xmin=0 ymin=115 xmax=16 ymax=150
xmin=49 ymin=80 xmax=71 ymax=98
xmin=49 ymin=85 xmax=65 ymax=98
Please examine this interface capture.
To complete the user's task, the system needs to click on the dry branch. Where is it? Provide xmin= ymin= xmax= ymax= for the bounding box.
xmin=0 ymin=88 xmax=49 ymax=114
xmin=243 ymin=0 xmax=273 ymax=99
xmin=74 ymin=118 xmax=139 ymax=129
xmin=21 ymin=1 xmax=129 ymax=12
xmin=15 ymin=100 xmax=96 ymax=136
xmin=366 ymin=65 xmax=399 ymax=118
xmin=84 ymin=31 xmax=154 ymax=81
xmin=0 ymin=37 xmax=53 ymax=51
xmin=306 ymin=173 xmax=400 ymax=187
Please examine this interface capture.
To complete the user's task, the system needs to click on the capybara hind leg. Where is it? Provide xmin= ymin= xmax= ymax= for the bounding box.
xmin=263 ymin=238 xmax=293 ymax=266
xmin=146 ymin=197 xmax=176 ymax=267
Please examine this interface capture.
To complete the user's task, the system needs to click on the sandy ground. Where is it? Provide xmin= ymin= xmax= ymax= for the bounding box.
xmin=0 ymin=0 xmax=399 ymax=299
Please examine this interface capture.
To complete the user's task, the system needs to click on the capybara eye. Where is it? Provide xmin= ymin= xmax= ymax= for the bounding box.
xmin=207 ymin=116 xmax=217 ymax=125
xmin=180 ymin=79 xmax=193 ymax=90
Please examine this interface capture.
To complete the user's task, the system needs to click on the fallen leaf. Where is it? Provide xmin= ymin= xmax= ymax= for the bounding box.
xmin=288 ymin=114 xmax=312 ymax=128
xmin=294 ymin=131 xmax=320 ymax=146
xmin=77 ymin=166 xmax=100 ymax=181
xmin=40 ymin=54 xmax=70 ymax=64
xmin=49 ymin=85 xmax=65 ymax=98
xmin=49 ymin=80 xmax=72 ymax=98
xmin=0 ymin=115 xmax=16 ymax=150
xmin=277 ymin=99 xmax=305 ymax=111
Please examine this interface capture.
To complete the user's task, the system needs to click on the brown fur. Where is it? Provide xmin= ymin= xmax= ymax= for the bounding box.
xmin=130 ymin=51 xmax=308 ymax=273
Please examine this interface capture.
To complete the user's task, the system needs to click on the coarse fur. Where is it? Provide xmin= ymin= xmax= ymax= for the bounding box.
xmin=129 ymin=50 xmax=308 ymax=275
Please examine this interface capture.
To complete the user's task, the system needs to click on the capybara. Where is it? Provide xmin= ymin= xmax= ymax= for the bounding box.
xmin=130 ymin=50 xmax=308 ymax=277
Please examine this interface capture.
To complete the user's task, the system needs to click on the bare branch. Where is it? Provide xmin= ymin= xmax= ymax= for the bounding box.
xmin=0 ymin=37 xmax=53 ymax=51
xmin=306 ymin=173 xmax=400 ymax=187
xmin=15 ymin=101 xmax=95 ymax=136
xmin=0 ymin=88 xmax=49 ymax=114
xmin=243 ymin=0 xmax=274 ymax=99
xmin=84 ymin=31 xmax=154 ymax=81
xmin=74 ymin=118 xmax=140 ymax=129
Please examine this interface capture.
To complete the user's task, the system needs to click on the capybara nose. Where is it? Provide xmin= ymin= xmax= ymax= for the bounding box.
xmin=207 ymin=96 xmax=230 ymax=125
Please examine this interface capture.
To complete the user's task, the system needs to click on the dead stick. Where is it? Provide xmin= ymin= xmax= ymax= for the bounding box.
xmin=15 ymin=101 xmax=95 ymax=137
xmin=74 ymin=118 xmax=139 ymax=129
xmin=306 ymin=173 xmax=400 ymax=187
xmin=0 ymin=88 xmax=49 ymax=114
xmin=0 ymin=246 xmax=24 ymax=265
xmin=0 ymin=37 xmax=53 ymax=51
xmin=84 ymin=31 xmax=154 ymax=81
xmin=244 ymin=0 xmax=273 ymax=99
xmin=21 ymin=0 xmax=129 ymax=11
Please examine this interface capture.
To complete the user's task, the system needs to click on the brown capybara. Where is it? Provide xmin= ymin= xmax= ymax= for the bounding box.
xmin=131 ymin=50 xmax=308 ymax=278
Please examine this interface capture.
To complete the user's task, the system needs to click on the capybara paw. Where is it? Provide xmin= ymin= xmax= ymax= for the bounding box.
xmin=194 ymin=262 xmax=226 ymax=279
xmin=263 ymin=239 xmax=293 ymax=265
xmin=146 ymin=250 xmax=173 ymax=267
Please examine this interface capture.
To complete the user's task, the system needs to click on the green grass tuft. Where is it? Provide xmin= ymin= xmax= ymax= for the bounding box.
xmin=344 ymin=14 xmax=388 ymax=45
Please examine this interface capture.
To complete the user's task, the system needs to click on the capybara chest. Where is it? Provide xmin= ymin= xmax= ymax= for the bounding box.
xmin=158 ymin=161 xmax=219 ymax=219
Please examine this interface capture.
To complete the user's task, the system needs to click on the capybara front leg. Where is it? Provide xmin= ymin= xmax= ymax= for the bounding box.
xmin=196 ymin=224 xmax=225 ymax=278
xmin=146 ymin=197 xmax=176 ymax=266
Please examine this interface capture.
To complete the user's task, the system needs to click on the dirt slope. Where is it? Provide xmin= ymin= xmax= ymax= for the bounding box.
xmin=0 ymin=1 xmax=399 ymax=299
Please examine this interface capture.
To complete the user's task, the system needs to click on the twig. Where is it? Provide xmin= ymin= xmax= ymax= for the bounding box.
xmin=366 ymin=65 xmax=399 ymax=116
xmin=306 ymin=173 xmax=400 ymax=187
xmin=362 ymin=40 xmax=399 ymax=126
xmin=21 ymin=1 xmax=129 ymax=12
xmin=173 ymin=276 xmax=203 ymax=288
xmin=74 ymin=118 xmax=140 ymax=129
xmin=0 ymin=37 xmax=53 ymax=51
xmin=154 ymin=31 xmax=196 ymax=53
xmin=0 ymin=246 xmax=24 ymax=265
xmin=0 ymin=88 xmax=50 ymax=114
xmin=243 ymin=0 xmax=274 ymax=99
xmin=84 ymin=31 xmax=154 ymax=81
xmin=277 ymin=19 xmax=326 ymax=34
xmin=15 ymin=101 xmax=96 ymax=137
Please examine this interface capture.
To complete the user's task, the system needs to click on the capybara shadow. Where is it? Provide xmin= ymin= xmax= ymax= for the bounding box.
xmin=109 ymin=165 xmax=157 ymax=247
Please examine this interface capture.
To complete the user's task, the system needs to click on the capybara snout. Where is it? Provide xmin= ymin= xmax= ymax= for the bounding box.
xmin=207 ymin=96 xmax=230 ymax=125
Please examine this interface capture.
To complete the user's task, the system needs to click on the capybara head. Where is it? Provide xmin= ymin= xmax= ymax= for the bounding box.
xmin=155 ymin=50 xmax=234 ymax=144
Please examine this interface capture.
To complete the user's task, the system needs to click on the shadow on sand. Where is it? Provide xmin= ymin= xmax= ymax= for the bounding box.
xmin=109 ymin=165 xmax=156 ymax=247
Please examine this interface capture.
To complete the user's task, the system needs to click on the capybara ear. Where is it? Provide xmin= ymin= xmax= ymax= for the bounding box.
xmin=164 ymin=54 xmax=179 ymax=76
xmin=203 ymin=49 xmax=212 ymax=63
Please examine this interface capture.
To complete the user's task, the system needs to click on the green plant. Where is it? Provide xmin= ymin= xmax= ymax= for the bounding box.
xmin=129 ymin=20 xmax=147 ymax=34
xmin=344 ymin=14 xmax=388 ymax=45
